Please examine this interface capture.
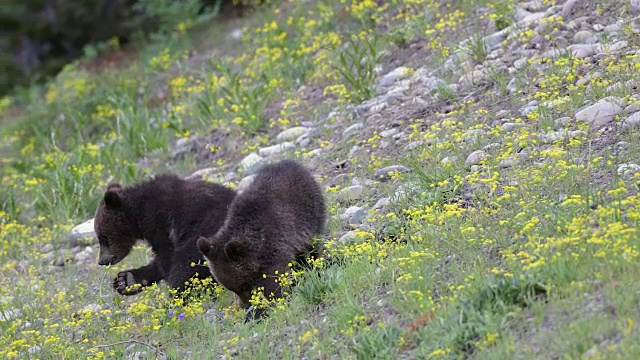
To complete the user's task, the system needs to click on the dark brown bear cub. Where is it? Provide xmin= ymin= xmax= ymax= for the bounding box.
xmin=94 ymin=174 xmax=236 ymax=297
xmin=197 ymin=159 xmax=326 ymax=319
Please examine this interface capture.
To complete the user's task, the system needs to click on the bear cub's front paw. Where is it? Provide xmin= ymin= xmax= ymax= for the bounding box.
xmin=113 ymin=271 xmax=149 ymax=295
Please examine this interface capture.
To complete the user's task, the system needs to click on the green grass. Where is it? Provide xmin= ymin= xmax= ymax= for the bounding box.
xmin=2 ymin=0 xmax=640 ymax=358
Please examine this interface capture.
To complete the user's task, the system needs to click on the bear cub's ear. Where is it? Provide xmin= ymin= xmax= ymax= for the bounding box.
xmin=104 ymin=183 xmax=124 ymax=207
xmin=225 ymin=240 xmax=247 ymax=261
xmin=197 ymin=236 xmax=212 ymax=255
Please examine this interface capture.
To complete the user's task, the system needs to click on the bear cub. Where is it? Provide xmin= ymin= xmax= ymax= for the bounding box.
xmin=94 ymin=174 xmax=236 ymax=297
xmin=197 ymin=159 xmax=326 ymax=319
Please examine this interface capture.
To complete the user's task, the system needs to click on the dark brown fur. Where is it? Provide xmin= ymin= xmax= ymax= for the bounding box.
xmin=94 ymin=174 xmax=236 ymax=297
xmin=197 ymin=160 xmax=326 ymax=319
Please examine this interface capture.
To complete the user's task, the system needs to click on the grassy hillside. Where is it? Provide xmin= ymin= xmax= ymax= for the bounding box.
xmin=2 ymin=0 xmax=640 ymax=358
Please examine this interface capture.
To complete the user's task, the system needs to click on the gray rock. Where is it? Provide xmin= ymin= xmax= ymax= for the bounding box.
xmin=519 ymin=12 xmax=546 ymax=26
xmin=276 ymin=127 xmax=309 ymax=142
xmin=374 ymin=198 xmax=391 ymax=210
xmin=379 ymin=67 xmax=410 ymax=87
xmin=28 ymin=346 xmax=41 ymax=354
xmin=342 ymin=123 xmax=364 ymax=140
xmin=391 ymin=182 xmax=419 ymax=203
xmin=69 ymin=218 xmax=96 ymax=240
xmin=379 ymin=128 xmax=399 ymax=138
xmin=554 ymin=117 xmax=573 ymax=129
xmin=561 ymin=0 xmax=580 ymax=17
xmin=74 ymin=247 xmax=94 ymax=263
xmin=375 ymin=165 xmax=410 ymax=182
xmin=0 ymin=308 xmax=22 ymax=322
xmin=507 ymin=78 xmax=518 ymax=94
xmin=568 ymin=43 xmax=602 ymax=59
xmin=239 ymin=153 xmax=266 ymax=176
xmin=340 ymin=206 xmax=366 ymax=224
xmin=483 ymin=143 xmax=502 ymax=151
xmin=622 ymin=111 xmax=640 ymax=131
xmin=459 ymin=69 xmax=490 ymax=88
xmin=463 ymin=129 xmax=486 ymax=141
xmin=632 ymin=0 xmax=640 ymax=15
xmin=514 ymin=58 xmax=528 ymax=70
xmin=340 ymin=185 xmax=363 ymax=202
xmin=624 ymin=103 xmax=640 ymax=114
xmin=575 ymin=97 xmax=624 ymax=127
xmin=298 ymin=138 xmax=310 ymax=148
xmin=258 ymin=142 xmax=295 ymax=157
xmin=186 ymin=167 xmax=222 ymax=182
xmin=617 ymin=163 xmax=640 ymax=178
xmin=541 ymin=130 xmax=586 ymax=143
xmin=573 ymin=30 xmax=596 ymax=44
xmin=304 ymin=149 xmax=323 ymax=158
xmin=404 ymin=141 xmax=423 ymax=151
xmin=499 ymin=158 xmax=518 ymax=169
xmin=502 ymin=122 xmax=524 ymax=132
xmin=339 ymin=231 xmax=359 ymax=243
xmin=41 ymin=244 xmax=54 ymax=254
xmin=465 ymin=150 xmax=488 ymax=166
xmin=237 ymin=175 xmax=256 ymax=193
xmin=441 ymin=156 xmax=458 ymax=165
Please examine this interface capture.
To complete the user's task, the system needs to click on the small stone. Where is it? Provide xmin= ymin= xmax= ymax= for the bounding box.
xmin=575 ymin=97 xmax=624 ymax=128
xmin=519 ymin=12 xmax=546 ymax=26
xmin=41 ymin=244 xmax=54 ymax=254
xmin=237 ymin=175 xmax=256 ymax=193
xmin=340 ymin=186 xmax=363 ymax=202
xmin=441 ymin=156 xmax=458 ymax=165
xmin=375 ymin=165 xmax=410 ymax=182
xmin=27 ymin=346 xmax=41 ymax=354
xmin=379 ymin=128 xmax=399 ymax=138
xmin=507 ymin=78 xmax=518 ymax=94
xmin=258 ymin=142 xmax=295 ymax=157
xmin=554 ymin=117 xmax=573 ymax=129
xmin=228 ymin=28 xmax=243 ymax=41
xmin=459 ymin=69 xmax=490 ymax=88
xmin=379 ymin=67 xmax=410 ymax=86
xmin=499 ymin=158 xmax=518 ymax=168
xmin=366 ymin=113 xmax=383 ymax=126
xmin=0 ymin=308 xmax=22 ymax=321
xmin=501 ymin=122 xmax=524 ymax=132
xmin=568 ymin=43 xmax=601 ymax=59
xmin=374 ymin=198 xmax=391 ymax=210
xmin=239 ymin=153 xmax=266 ymax=176
xmin=624 ymin=103 xmax=640 ymax=114
xmin=69 ymin=218 xmax=96 ymax=241
xmin=573 ymin=30 xmax=596 ymax=44
xmin=465 ymin=150 xmax=488 ymax=166
xmin=339 ymin=231 xmax=359 ymax=243
xmin=404 ymin=141 xmax=423 ymax=151
xmin=483 ymin=143 xmax=501 ymax=151
xmin=186 ymin=167 xmax=221 ymax=182
xmin=340 ymin=206 xmax=366 ymax=224
xmin=561 ymin=0 xmax=579 ymax=17
xmin=342 ymin=123 xmax=364 ymax=140
xmin=622 ymin=112 xmax=640 ymax=131
xmin=276 ymin=127 xmax=309 ymax=142
xmin=82 ymin=303 xmax=102 ymax=313
xmin=632 ymin=0 xmax=640 ymax=15
xmin=514 ymin=58 xmax=528 ymax=70
xmin=463 ymin=129 xmax=486 ymax=140
xmin=298 ymin=138 xmax=310 ymax=148
xmin=74 ymin=247 xmax=94 ymax=263
xmin=617 ymin=163 xmax=640 ymax=178
xmin=304 ymin=149 xmax=323 ymax=158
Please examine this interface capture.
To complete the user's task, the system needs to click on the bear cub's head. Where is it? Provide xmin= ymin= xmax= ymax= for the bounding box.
xmin=94 ymin=183 xmax=140 ymax=266
xmin=197 ymin=229 xmax=262 ymax=308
